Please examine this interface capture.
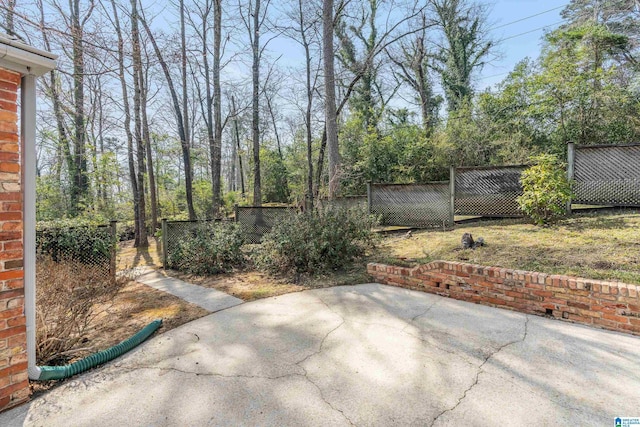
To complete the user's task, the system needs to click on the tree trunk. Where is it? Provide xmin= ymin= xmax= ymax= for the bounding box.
xmin=180 ymin=0 xmax=196 ymax=219
xmin=202 ymin=3 xmax=216 ymax=216
xmin=4 ymin=0 xmax=15 ymax=36
xmin=232 ymin=96 xmax=246 ymax=198
xmin=70 ymin=0 xmax=90 ymax=214
xmin=315 ymin=70 xmax=363 ymax=197
xmin=212 ymin=0 xmax=223 ymax=215
xmin=297 ymin=0 xmax=314 ymax=209
xmin=141 ymin=64 xmax=158 ymax=233
xmin=323 ymin=0 xmax=340 ymax=199
xmin=131 ymin=0 xmax=148 ymax=247
xmin=229 ymin=129 xmax=237 ymax=192
xmin=252 ymin=0 xmax=262 ymax=206
xmin=110 ymin=0 xmax=139 ymax=243
xmin=140 ymin=9 xmax=194 ymax=221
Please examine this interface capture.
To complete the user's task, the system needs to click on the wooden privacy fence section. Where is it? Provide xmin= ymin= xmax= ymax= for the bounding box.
xmin=368 ymin=182 xmax=453 ymax=228
xmin=234 ymin=206 xmax=294 ymax=244
xmin=454 ymin=165 xmax=526 ymax=217
xmin=161 ymin=219 xmax=222 ymax=268
xmin=570 ymin=143 xmax=640 ymax=207
xmin=317 ymin=195 xmax=367 ymax=211
xmin=36 ymin=222 xmax=117 ymax=280
xmin=162 ymin=207 xmax=295 ymax=267
xmin=161 ymin=142 xmax=640 ymax=249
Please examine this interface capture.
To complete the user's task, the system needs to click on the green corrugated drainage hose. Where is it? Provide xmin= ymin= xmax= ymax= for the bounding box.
xmin=36 ymin=319 xmax=163 ymax=381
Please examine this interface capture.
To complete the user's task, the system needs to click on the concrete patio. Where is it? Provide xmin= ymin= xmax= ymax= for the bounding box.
xmin=2 ymin=283 xmax=639 ymax=426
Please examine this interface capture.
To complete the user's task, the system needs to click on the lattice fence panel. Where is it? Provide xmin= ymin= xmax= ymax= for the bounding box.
xmin=36 ymin=224 xmax=116 ymax=280
xmin=317 ymin=196 xmax=367 ymax=211
xmin=236 ymin=207 xmax=294 ymax=244
xmin=164 ymin=220 xmax=218 ymax=268
xmin=370 ymin=183 xmax=451 ymax=228
xmin=574 ymin=144 xmax=640 ymax=206
xmin=455 ymin=166 xmax=525 ymax=217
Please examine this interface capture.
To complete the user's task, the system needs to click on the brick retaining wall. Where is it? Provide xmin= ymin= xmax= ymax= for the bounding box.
xmin=367 ymin=261 xmax=640 ymax=336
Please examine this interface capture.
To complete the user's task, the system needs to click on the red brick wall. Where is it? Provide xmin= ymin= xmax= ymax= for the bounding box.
xmin=368 ymin=260 xmax=640 ymax=336
xmin=0 ymin=68 xmax=28 ymax=410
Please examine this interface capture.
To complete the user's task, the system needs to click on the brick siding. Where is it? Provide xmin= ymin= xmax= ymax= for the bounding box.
xmin=0 ymin=68 xmax=28 ymax=410
xmin=367 ymin=260 xmax=640 ymax=336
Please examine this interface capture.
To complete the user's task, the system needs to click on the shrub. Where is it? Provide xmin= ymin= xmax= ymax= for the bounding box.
xmin=36 ymin=256 xmax=125 ymax=365
xmin=167 ymin=222 xmax=246 ymax=275
xmin=255 ymin=207 xmax=378 ymax=277
xmin=517 ymin=154 xmax=572 ymax=226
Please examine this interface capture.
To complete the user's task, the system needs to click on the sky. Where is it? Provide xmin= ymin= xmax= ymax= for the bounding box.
xmin=478 ymin=0 xmax=571 ymax=91
xmin=261 ymin=0 xmax=573 ymax=103
xmin=23 ymin=0 xmax=574 ymax=124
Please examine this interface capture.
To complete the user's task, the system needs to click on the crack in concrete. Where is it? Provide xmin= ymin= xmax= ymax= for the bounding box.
xmin=404 ymin=299 xmax=442 ymax=329
xmin=337 ymin=314 xmax=479 ymax=368
xmin=400 ymin=328 xmax=479 ymax=367
xmin=430 ymin=315 xmax=530 ymax=427
xmin=123 ymin=364 xmax=359 ymax=425
xmin=293 ymin=294 xmax=346 ymax=367
xmin=123 ymin=365 xmax=303 ymax=381
xmin=291 ymin=293 xmax=356 ymax=426
xmin=299 ymin=368 xmax=357 ymax=427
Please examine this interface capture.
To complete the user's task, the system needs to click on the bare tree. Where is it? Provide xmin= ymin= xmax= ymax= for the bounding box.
xmin=387 ymin=13 xmax=441 ymax=134
xmin=108 ymin=0 xmax=140 ymax=244
xmin=50 ymin=0 xmax=95 ymax=214
xmin=139 ymin=4 xmax=196 ymax=220
xmin=179 ymin=0 xmax=196 ymax=219
xmin=140 ymin=46 xmax=158 ymax=233
xmin=315 ymin=0 xmax=430 ymax=195
xmin=189 ymin=0 xmax=224 ymax=217
xmin=2 ymin=0 xmax=16 ymax=36
xmin=282 ymin=0 xmax=322 ymax=208
xmin=323 ymin=0 xmax=340 ymax=199
xmin=212 ymin=0 xmax=223 ymax=214
xmin=230 ymin=95 xmax=246 ymax=197
xmin=239 ymin=0 xmax=274 ymax=206
xmin=37 ymin=0 xmax=74 ymax=209
xmin=131 ymin=0 xmax=147 ymax=247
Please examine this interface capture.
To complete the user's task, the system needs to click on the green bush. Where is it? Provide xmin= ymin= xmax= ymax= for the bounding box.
xmin=517 ymin=154 xmax=572 ymax=225
xmin=255 ymin=207 xmax=378 ymax=276
xmin=167 ymin=222 xmax=246 ymax=275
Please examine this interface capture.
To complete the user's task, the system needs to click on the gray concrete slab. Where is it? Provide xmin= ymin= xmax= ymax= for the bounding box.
xmin=2 ymin=283 xmax=639 ymax=426
xmin=135 ymin=268 xmax=243 ymax=312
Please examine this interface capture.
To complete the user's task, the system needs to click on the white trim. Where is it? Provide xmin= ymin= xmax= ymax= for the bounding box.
xmin=21 ymin=74 xmax=39 ymax=380
xmin=0 ymin=36 xmax=56 ymax=77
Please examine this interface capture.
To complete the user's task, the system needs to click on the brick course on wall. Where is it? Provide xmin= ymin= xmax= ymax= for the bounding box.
xmin=367 ymin=260 xmax=640 ymax=336
xmin=0 ymin=68 xmax=28 ymax=410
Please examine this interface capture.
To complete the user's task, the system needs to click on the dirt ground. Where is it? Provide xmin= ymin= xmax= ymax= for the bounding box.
xmin=169 ymin=266 xmax=371 ymax=301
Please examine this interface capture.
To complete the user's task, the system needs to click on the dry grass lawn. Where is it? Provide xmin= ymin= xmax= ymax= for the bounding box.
xmin=377 ymin=210 xmax=640 ymax=284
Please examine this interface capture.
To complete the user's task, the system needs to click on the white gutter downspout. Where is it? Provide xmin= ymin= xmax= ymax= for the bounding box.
xmin=21 ymin=74 xmax=42 ymax=380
